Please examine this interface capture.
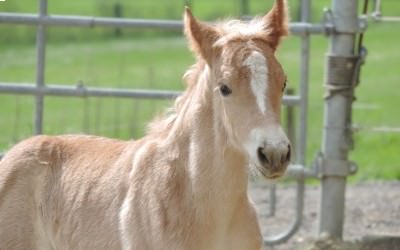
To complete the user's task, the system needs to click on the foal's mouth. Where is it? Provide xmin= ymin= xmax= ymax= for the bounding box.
xmin=255 ymin=165 xmax=286 ymax=180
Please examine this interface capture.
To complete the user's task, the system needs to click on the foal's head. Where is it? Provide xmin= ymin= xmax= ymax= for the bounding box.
xmin=184 ymin=0 xmax=291 ymax=179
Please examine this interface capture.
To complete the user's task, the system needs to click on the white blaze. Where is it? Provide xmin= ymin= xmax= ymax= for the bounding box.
xmin=243 ymin=51 xmax=268 ymax=114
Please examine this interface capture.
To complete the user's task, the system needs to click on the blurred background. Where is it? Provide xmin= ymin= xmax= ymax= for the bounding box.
xmin=0 ymin=0 xmax=399 ymax=181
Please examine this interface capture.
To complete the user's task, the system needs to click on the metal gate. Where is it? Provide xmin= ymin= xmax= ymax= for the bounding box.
xmin=0 ymin=0 xmax=366 ymax=245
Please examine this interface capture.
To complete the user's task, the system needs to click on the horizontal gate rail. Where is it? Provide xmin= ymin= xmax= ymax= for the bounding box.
xmin=0 ymin=82 xmax=301 ymax=106
xmin=0 ymin=12 xmax=331 ymax=36
xmin=0 ymin=83 xmax=180 ymax=100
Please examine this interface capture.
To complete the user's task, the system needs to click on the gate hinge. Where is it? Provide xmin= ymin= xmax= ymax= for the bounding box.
xmin=313 ymin=152 xmax=358 ymax=178
xmin=324 ymin=49 xmax=367 ymax=99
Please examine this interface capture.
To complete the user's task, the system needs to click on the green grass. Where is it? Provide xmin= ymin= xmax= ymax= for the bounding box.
xmin=0 ymin=1 xmax=399 ymax=180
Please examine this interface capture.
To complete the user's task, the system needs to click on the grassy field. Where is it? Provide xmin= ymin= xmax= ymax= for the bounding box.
xmin=0 ymin=1 xmax=399 ymax=180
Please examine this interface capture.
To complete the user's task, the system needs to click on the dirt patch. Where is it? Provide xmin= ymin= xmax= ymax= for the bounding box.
xmin=249 ymin=181 xmax=400 ymax=249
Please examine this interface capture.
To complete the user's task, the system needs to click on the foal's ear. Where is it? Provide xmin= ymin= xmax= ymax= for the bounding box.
xmin=261 ymin=0 xmax=289 ymax=51
xmin=184 ymin=7 xmax=220 ymax=64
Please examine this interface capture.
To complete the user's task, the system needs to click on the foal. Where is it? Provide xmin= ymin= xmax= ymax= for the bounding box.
xmin=0 ymin=1 xmax=290 ymax=249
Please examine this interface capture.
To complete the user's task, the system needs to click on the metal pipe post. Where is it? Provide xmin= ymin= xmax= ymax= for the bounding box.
xmin=319 ymin=0 xmax=359 ymax=239
xmin=34 ymin=0 xmax=47 ymax=134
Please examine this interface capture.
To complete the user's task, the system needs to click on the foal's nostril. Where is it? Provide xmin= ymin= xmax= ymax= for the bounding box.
xmin=286 ymin=144 xmax=291 ymax=162
xmin=279 ymin=144 xmax=291 ymax=165
xmin=257 ymin=147 xmax=269 ymax=165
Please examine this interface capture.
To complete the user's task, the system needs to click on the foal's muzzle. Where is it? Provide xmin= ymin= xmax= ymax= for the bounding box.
xmin=256 ymin=142 xmax=291 ymax=179
xmin=245 ymin=127 xmax=291 ymax=179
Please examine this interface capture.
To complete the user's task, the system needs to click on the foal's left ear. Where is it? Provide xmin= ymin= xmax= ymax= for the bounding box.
xmin=261 ymin=0 xmax=289 ymax=51
xmin=184 ymin=7 xmax=220 ymax=64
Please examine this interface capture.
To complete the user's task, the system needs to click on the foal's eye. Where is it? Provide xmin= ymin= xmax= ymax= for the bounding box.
xmin=219 ymin=84 xmax=232 ymax=97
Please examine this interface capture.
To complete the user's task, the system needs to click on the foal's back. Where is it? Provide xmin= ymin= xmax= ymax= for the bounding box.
xmin=0 ymin=135 xmax=134 ymax=249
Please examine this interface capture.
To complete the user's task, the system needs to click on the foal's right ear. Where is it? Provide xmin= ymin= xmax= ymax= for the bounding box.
xmin=184 ymin=7 xmax=220 ymax=64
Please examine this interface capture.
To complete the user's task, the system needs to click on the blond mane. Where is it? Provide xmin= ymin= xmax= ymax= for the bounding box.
xmin=146 ymin=61 xmax=207 ymax=139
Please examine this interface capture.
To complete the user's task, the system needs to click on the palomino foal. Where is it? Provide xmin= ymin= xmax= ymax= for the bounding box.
xmin=0 ymin=1 xmax=290 ymax=249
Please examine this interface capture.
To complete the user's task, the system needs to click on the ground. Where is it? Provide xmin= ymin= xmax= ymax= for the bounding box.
xmin=249 ymin=181 xmax=400 ymax=250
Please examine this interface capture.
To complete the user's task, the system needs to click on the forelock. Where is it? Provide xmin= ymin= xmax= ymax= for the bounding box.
xmin=213 ymin=17 xmax=267 ymax=48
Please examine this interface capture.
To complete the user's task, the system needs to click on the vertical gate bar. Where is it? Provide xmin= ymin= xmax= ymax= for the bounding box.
xmin=297 ymin=0 xmax=310 ymax=166
xmin=295 ymin=0 xmax=310 ymax=237
xmin=319 ymin=0 xmax=358 ymax=239
xmin=375 ymin=0 xmax=382 ymax=15
xmin=34 ymin=0 xmax=47 ymax=135
xmin=268 ymin=183 xmax=276 ymax=217
xmin=285 ymin=88 xmax=295 ymax=146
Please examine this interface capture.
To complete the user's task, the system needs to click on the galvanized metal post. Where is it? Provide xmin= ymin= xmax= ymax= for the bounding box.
xmin=34 ymin=0 xmax=47 ymax=134
xmin=319 ymin=0 xmax=359 ymax=239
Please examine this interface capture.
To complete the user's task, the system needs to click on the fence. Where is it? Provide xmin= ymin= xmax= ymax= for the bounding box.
xmin=0 ymin=0 xmax=364 ymax=246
